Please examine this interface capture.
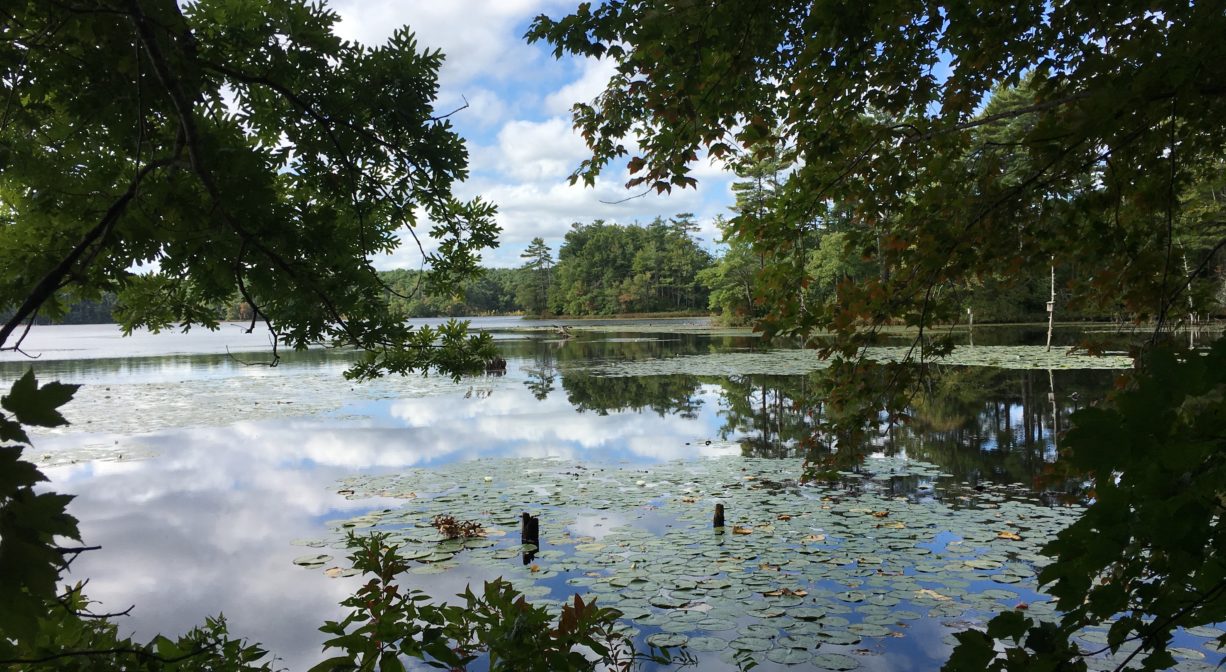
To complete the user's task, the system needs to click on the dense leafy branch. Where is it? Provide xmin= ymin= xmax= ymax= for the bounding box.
xmin=1 ymin=0 xmax=501 ymax=378
xmin=529 ymin=0 xmax=1226 ymax=344
xmin=0 ymin=150 xmax=184 ymax=349
xmin=0 ymin=642 xmax=212 ymax=666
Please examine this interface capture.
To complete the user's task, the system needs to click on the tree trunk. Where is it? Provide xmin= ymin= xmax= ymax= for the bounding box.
xmin=1046 ymin=258 xmax=1055 ymax=352
xmin=1180 ymin=243 xmax=1196 ymax=325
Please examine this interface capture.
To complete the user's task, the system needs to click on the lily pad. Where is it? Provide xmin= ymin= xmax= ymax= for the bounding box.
xmin=687 ymin=636 xmax=730 ymax=652
xmin=729 ymin=637 xmax=773 ymax=652
xmin=766 ymin=648 xmax=812 ymax=665
xmin=848 ymin=623 xmax=892 ymax=637
xmin=647 ymin=633 xmax=689 ymax=648
xmin=792 ymin=607 xmax=825 ymax=621
xmin=816 ymin=631 xmax=861 ymax=646
xmin=813 ymin=652 xmax=860 ymax=670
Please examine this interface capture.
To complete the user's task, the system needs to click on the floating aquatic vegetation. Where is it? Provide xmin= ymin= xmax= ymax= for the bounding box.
xmin=25 ymin=441 xmax=156 ymax=467
xmin=431 ymin=514 xmax=485 ymax=539
xmin=540 ymin=323 xmax=754 ymax=337
xmin=292 ymin=553 xmax=332 ymax=568
xmin=585 ymin=345 xmax=1133 ymax=378
xmin=297 ymin=455 xmax=1100 ymax=668
xmin=29 ymin=361 xmax=516 ymax=437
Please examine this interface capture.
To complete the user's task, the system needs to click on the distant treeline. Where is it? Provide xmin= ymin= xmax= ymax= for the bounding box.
xmin=0 ymin=292 xmax=253 ymax=326
xmin=4 ymin=294 xmax=119 ymax=325
xmin=11 ymin=212 xmax=1222 ymax=325
xmin=382 ymin=215 xmax=713 ymax=317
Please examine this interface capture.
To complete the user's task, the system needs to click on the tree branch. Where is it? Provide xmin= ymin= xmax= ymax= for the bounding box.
xmin=0 ymin=154 xmax=182 ymax=351
xmin=0 ymin=643 xmax=212 ymax=666
xmin=130 ymin=3 xmax=370 ymax=350
xmin=430 ymin=94 xmax=469 ymax=122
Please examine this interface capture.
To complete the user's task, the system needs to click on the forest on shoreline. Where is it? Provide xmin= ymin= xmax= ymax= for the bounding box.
xmin=25 ymin=203 xmax=1226 ymax=328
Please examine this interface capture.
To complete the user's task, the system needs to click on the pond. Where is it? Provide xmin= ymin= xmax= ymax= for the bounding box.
xmin=3 ymin=320 xmax=1222 ymax=670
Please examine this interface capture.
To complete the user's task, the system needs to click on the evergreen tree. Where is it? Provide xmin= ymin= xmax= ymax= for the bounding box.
xmin=516 ymin=238 xmax=554 ymax=316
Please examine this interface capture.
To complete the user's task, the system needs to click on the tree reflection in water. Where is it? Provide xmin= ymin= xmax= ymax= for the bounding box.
xmin=513 ymin=334 xmax=1120 ymax=496
xmin=724 ymin=366 xmax=1116 ymax=495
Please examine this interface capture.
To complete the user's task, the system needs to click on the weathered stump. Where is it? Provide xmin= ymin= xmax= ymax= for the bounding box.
xmin=521 ymin=512 xmax=540 ymax=564
xmin=485 ymin=357 xmax=507 ymax=375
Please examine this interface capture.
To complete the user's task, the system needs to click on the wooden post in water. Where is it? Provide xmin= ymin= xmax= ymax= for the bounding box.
xmin=713 ymin=503 xmax=725 ymax=530
xmin=521 ymin=512 xmax=540 ymax=564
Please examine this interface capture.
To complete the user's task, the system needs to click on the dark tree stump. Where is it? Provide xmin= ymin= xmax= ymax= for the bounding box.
xmin=521 ymin=512 xmax=540 ymax=564
xmin=485 ymin=357 xmax=507 ymax=375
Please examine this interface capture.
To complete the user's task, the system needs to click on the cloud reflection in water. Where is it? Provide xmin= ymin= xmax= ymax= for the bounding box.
xmin=46 ymin=369 xmax=729 ymax=669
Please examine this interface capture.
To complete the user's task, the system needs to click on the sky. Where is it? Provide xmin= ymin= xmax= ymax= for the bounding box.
xmin=326 ymin=0 xmax=737 ymax=270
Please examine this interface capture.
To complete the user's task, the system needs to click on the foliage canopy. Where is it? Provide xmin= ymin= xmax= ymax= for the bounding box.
xmin=528 ymin=0 xmax=1226 ymax=341
xmin=1 ymin=0 xmax=498 ymax=376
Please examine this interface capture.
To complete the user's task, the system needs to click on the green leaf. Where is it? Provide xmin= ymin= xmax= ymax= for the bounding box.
xmin=0 ymin=446 xmax=45 ymax=492
xmin=379 ymin=651 xmax=406 ymax=672
xmin=1 ymin=370 xmax=79 ymax=429
xmin=943 ymin=630 xmax=997 ymax=672
xmin=0 ymin=415 xmax=29 ymax=444
xmin=986 ymin=610 xmax=1031 ymax=642
xmin=308 ymin=655 xmax=357 ymax=672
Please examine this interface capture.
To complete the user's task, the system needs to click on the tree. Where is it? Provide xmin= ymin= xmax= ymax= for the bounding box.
xmin=550 ymin=218 xmax=711 ymax=316
xmin=2 ymin=0 xmax=499 ymax=377
xmin=517 ymin=237 xmax=554 ymax=316
xmin=804 ymin=231 xmax=874 ymax=308
xmin=464 ymin=268 xmax=519 ymax=315
xmin=1177 ymin=158 xmax=1226 ymax=319
xmin=528 ymin=1 xmax=1226 ymax=340
xmin=552 ymin=221 xmax=639 ymax=314
xmin=530 ymin=2 xmax=1226 ymax=669
xmin=1 ymin=0 xmax=500 ymax=664
xmin=697 ymin=217 xmax=761 ymax=324
xmin=654 ymin=213 xmax=713 ymax=311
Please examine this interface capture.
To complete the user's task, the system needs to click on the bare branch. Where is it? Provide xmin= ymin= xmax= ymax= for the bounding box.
xmin=224 ymin=345 xmax=279 ymax=369
xmin=599 ymin=188 xmax=652 ymax=205
xmin=430 ymin=94 xmax=469 ymax=122
xmin=1152 ymin=94 xmax=1179 ymax=341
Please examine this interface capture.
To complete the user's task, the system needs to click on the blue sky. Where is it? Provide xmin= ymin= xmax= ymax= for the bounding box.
xmin=328 ymin=1 xmax=737 ymax=269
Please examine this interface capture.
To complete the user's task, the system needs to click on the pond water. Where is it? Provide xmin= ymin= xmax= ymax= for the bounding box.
xmin=4 ymin=321 xmax=1222 ymax=670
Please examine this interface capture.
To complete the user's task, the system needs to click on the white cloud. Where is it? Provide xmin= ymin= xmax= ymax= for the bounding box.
xmin=330 ymin=1 xmax=551 ymax=84
xmin=494 ymin=117 xmax=590 ymax=181
xmin=544 ymin=57 xmax=619 ymax=115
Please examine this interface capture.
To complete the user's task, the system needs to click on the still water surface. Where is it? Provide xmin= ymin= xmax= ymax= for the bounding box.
xmin=4 ymin=321 xmax=1211 ymax=670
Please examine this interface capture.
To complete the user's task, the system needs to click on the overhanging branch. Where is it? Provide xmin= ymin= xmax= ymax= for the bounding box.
xmin=0 ymin=153 xmax=183 ymax=350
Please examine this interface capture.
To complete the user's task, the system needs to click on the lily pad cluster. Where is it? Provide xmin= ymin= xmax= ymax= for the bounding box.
xmin=509 ymin=322 xmax=754 ymax=337
xmin=305 ymin=455 xmax=1226 ymax=669
xmin=28 ymin=360 xmax=516 ymax=438
xmin=586 ymin=345 xmax=1134 ymax=378
xmin=294 ymin=456 xmax=1118 ymax=668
